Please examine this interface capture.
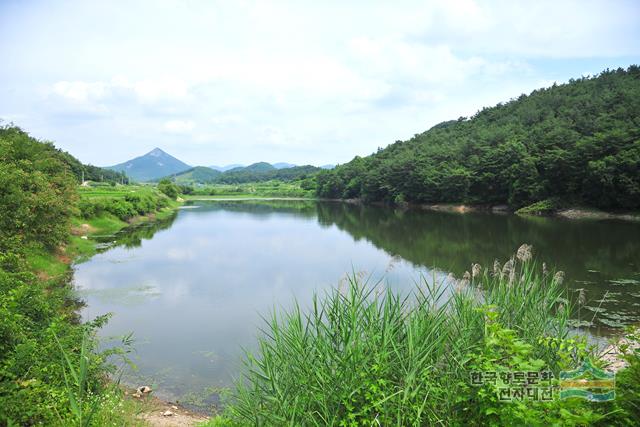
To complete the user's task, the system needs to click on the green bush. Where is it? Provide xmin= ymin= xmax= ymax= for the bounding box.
xmin=0 ymin=126 xmax=155 ymax=425
xmin=78 ymin=190 xmax=170 ymax=221
xmin=462 ymin=308 xmax=602 ymax=426
xmin=158 ymin=178 xmax=180 ymax=199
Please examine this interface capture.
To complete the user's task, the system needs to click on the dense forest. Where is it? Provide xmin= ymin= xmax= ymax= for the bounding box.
xmin=167 ymin=162 xmax=321 ymax=184
xmin=316 ymin=66 xmax=640 ymax=210
xmin=216 ymin=164 xmax=320 ymax=184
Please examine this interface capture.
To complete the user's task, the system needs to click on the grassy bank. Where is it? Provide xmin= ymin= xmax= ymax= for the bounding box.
xmin=23 ymin=185 xmax=180 ymax=280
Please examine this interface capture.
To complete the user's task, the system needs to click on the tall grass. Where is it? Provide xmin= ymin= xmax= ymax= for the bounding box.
xmin=222 ymin=246 xmax=586 ymax=426
xmin=53 ymin=328 xmax=141 ymax=426
xmin=54 ymin=331 xmax=100 ymax=426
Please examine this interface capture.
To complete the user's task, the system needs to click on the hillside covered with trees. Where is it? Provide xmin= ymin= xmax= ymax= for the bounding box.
xmin=0 ymin=126 xmax=128 ymax=185
xmin=215 ymin=164 xmax=320 ymax=184
xmin=166 ymin=163 xmax=321 ymax=184
xmin=316 ymin=66 xmax=640 ymax=210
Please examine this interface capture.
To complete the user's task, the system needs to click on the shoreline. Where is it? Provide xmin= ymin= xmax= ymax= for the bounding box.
xmin=184 ymin=196 xmax=640 ymax=223
xmin=415 ymin=203 xmax=640 ymax=222
xmin=124 ymin=387 xmax=210 ymax=427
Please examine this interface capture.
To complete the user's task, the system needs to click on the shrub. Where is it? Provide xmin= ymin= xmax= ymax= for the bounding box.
xmin=158 ymin=179 xmax=179 ymax=199
xmin=78 ymin=190 xmax=170 ymax=221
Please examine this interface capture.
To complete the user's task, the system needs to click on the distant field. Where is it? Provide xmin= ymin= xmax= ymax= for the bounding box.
xmin=78 ymin=185 xmax=155 ymax=199
xmin=189 ymin=181 xmax=314 ymax=198
xmin=77 ymin=181 xmax=315 ymax=200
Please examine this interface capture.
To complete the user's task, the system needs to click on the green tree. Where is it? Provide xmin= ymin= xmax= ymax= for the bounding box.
xmin=158 ymin=178 xmax=180 ymax=199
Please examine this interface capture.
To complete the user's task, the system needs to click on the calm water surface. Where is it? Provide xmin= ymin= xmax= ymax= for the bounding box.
xmin=75 ymin=200 xmax=640 ymax=403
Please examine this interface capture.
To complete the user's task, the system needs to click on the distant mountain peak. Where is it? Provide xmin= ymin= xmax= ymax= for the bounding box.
xmin=106 ymin=148 xmax=190 ymax=182
xmin=147 ymin=147 xmax=166 ymax=157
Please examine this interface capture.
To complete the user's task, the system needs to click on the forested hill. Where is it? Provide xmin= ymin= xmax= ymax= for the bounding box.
xmin=316 ymin=66 xmax=640 ymax=210
xmin=166 ymin=163 xmax=321 ymax=184
xmin=214 ymin=164 xmax=320 ymax=184
xmin=0 ymin=125 xmax=127 ymax=184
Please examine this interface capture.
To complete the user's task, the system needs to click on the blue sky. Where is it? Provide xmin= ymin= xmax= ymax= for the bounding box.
xmin=1 ymin=0 xmax=638 ymax=167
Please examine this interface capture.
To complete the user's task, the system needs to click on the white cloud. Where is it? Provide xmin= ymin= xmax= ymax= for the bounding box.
xmin=52 ymin=76 xmax=191 ymax=103
xmin=164 ymin=119 xmax=195 ymax=133
xmin=130 ymin=77 xmax=190 ymax=102
xmin=210 ymin=114 xmax=244 ymax=126
xmin=52 ymin=81 xmax=108 ymax=102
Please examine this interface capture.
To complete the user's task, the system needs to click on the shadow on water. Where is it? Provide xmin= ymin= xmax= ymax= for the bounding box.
xmin=91 ymin=212 xmax=179 ymax=253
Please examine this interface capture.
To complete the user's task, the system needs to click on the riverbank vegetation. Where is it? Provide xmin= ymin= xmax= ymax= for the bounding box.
xmin=0 ymin=125 xmax=176 ymax=425
xmin=78 ymin=185 xmax=177 ymax=222
xmin=183 ymin=180 xmax=315 ymax=199
xmin=209 ymin=249 xmax=640 ymax=426
xmin=316 ymin=66 xmax=640 ymax=212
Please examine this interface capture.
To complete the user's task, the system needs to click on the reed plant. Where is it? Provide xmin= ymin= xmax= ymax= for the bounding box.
xmin=220 ymin=245 xmax=600 ymax=426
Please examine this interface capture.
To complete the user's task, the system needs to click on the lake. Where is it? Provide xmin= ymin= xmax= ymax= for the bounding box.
xmin=75 ymin=200 xmax=640 ymax=406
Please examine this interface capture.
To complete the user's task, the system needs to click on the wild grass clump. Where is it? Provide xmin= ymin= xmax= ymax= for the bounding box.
xmin=219 ymin=246 xmax=605 ymax=426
